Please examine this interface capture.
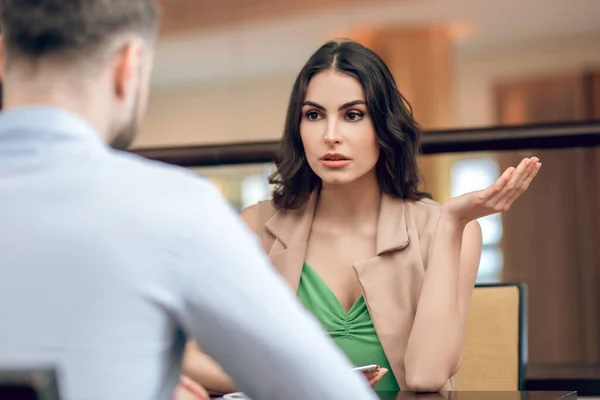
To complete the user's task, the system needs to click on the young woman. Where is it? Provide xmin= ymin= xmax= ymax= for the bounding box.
xmin=182 ymin=40 xmax=540 ymax=398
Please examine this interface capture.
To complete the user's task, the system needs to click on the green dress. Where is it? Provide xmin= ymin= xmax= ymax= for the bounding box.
xmin=297 ymin=262 xmax=400 ymax=399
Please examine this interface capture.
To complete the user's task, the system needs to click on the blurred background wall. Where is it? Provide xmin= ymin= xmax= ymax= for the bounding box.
xmin=132 ymin=0 xmax=600 ymax=392
xmin=136 ymin=0 xmax=600 ymax=146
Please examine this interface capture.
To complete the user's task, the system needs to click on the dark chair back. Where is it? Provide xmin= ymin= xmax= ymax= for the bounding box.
xmin=0 ymin=368 xmax=61 ymax=400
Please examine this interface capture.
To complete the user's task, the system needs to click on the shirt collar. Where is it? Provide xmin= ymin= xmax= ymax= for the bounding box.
xmin=0 ymin=106 xmax=108 ymax=149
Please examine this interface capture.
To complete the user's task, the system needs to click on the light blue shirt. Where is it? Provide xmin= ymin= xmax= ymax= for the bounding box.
xmin=0 ymin=107 xmax=376 ymax=400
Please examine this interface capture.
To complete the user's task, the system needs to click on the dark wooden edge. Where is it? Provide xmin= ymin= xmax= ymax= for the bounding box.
xmin=519 ymin=284 xmax=528 ymax=392
xmin=132 ymin=120 xmax=600 ymax=167
xmin=519 ymin=391 xmax=577 ymax=400
xmin=551 ymin=390 xmax=578 ymax=400
xmin=474 ymin=283 xmax=528 ymax=391
xmin=525 ymin=379 xmax=598 ymax=396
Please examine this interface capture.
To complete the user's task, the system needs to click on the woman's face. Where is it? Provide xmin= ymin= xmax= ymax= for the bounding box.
xmin=300 ymin=70 xmax=380 ymax=187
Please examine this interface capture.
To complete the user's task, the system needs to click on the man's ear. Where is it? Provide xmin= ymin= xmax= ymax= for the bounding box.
xmin=113 ymin=40 xmax=145 ymax=100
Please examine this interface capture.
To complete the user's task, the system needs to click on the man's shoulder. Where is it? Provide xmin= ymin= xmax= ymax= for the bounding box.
xmin=109 ymin=151 xmax=196 ymax=182
xmin=109 ymin=151 xmax=212 ymax=192
xmin=103 ymin=151 xmax=226 ymax=213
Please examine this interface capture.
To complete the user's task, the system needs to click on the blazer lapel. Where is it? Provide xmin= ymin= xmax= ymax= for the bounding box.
xmin=374 ymin=193 xmax=410 ymax=255
xmin=262 ymin=192 xmax=451 ymax=390
xmin=354 ymin=193 xmax=417 ymax=389
xmin=264 ymin=192 xmax=318 ymax=292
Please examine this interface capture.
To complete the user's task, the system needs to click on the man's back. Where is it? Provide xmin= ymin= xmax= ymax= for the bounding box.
xmin=0 ymin=107 xmax=209 ymax=399
xmin=0 ymin=107 xmax=377 ymax=400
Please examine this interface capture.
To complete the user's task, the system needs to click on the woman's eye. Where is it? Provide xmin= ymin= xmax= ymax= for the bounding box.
xmin=345 ymin=111 xmax=364 ymax=121
xmin=306 ymin=111 xmax=321 ymax=121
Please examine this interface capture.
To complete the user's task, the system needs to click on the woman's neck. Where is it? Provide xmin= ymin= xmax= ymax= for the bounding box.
xmin=314 ymin=170 xmax=381 ymax=235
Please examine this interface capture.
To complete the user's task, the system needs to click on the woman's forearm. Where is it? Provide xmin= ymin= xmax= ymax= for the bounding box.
xmin=404 ymin=209 xmax=474 ymax=391
xmin=404 ymin=158 xmax=534 ymax=391
xmin=182 ymin=342 xmax=236 ymax=394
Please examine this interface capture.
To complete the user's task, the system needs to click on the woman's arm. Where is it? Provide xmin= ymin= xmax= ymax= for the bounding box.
xmin=404 ymin=157 xmax=541 ymax=392
xmin=403 ymin=215 xmax=481 ymax=391
xmin=182 ymin=341 xmax=236 ymax=394
xmin=175 ymin=374 xmax=211 ymax=400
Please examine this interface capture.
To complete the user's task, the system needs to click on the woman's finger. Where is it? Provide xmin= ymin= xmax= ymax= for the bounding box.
xmin=494 ymin=158 xmax=537 ymax=210
xmin=503 ymin=161 xmax=541 ymax=209
xmin=502 ymin=158 xmax=535 ymax=196
xmin=363 ymin=370 xmax=379 ymax=382
xmin=516 ymin=158 xmax=539 ymax=187
xmin=371 ymin=368 xmax=388 ymax=385
xmin=523 ymin=162 xmax=542 ymax=190
xmin=478 ymin=166 xmax=514 ymax=202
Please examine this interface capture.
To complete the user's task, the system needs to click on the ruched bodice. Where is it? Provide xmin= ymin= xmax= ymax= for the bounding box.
xmin=297 ymin=262 xmax=400 ymax=395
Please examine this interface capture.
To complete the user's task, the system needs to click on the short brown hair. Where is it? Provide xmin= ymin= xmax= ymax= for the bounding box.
xmin=0 ymin=0 xmax=160 ymax=63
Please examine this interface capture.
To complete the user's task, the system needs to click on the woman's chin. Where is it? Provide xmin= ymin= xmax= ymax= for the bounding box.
xmin=317 ymin=167 xmax=378 ymax=189
xmin=318 ymin=174 xmax=356 ymax=186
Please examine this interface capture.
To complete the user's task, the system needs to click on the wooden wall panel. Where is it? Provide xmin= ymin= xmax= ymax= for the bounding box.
xmin=494 ymin=71 xmax=600 ymax=377
xmin=355 ymin=27 xmax=455 ymax=200
xmin=591 ymin=72 xmax=600 ymax=119
xmin=495 ymin=75 xmax=588 ymax=124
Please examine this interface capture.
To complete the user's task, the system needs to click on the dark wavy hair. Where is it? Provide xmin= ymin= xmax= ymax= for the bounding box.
xmin=270 ymin=39 xmax=429 ymax=209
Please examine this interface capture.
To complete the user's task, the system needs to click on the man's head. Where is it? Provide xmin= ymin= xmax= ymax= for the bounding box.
xmin=0 ymin=0 xmax=160 ymax=149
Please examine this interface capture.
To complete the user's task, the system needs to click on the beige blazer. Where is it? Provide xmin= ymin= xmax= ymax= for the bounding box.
xmin=253 ymin=191 xmax=454 ymax=391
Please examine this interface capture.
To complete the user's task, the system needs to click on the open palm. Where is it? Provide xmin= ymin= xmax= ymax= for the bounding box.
xmin=443 ymin=157 xmax=541 ymax=224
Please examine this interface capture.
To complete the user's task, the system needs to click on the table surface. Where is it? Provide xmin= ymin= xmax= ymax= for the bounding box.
xmin=212 ymin=391 xmax=577 ymax=400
